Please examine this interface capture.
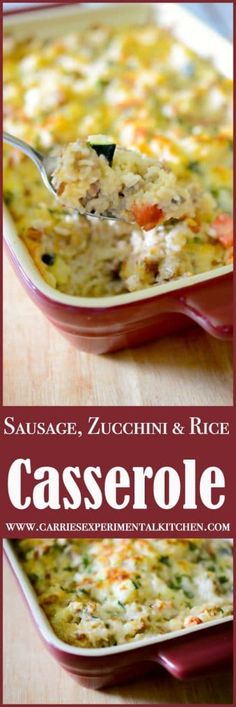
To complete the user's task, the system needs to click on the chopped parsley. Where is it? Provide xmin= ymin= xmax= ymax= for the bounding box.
xmin=218 ymin=575 xmax=228 ymax=584
xmin=159 ymin=555 xmax=171 ymax=566
xmin=82 ymin=555 xmax=91 ymax=569
xmin=187 ymin=160 xmax=202 ymax=174
xmin=78 ymin=587 xmax=90 ymax=596
xmin=131 ymin=578 xmax=141 ymax=590
xmin=168 ymin=574 xmax=191 ymax=591
xmin=118 ymin=600 xmax=125 ymax=609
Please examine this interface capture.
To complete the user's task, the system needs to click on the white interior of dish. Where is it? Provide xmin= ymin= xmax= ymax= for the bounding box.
xmin=3 ymin=2 xmax=233 ymax=310
xmin=4 ymin=539 xmax=233 ymax=658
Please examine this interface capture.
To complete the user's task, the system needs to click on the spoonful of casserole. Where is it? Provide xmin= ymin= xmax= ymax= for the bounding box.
xmin=4 ymin=132 xmax=199 ymax=230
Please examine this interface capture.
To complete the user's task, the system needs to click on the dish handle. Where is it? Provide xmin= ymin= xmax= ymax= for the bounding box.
xmin=173 ymin=274 xmax=233 ymax=339
xmin=152 ymin=623 xmax=233 ymax=679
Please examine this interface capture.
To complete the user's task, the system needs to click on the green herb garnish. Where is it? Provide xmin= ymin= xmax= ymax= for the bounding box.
xmin=218 ymin=575 xmax=228 ymax=584
xmin=118 ymin=600 xmax=125 ymax=609
xmin=183 ymin=590 xmax=194 ymax=599
xmin=168 ymin=574 xmax=183 ymax=590
xmin=159 ymin=555 xmax=171 ymax=566
xmin=96 ymin=78 xmax=110 ymax=88
xmin=78 ymin=588 xmax=90 ymax=595
xmin=187 ymin=160 xmax=202 ymax=174
xmin=131 ymin=579 xmax=141 ymax=590
xmin=82 ymin=555 xmax=91 ymax=569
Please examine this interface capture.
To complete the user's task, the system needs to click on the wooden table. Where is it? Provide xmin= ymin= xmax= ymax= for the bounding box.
xmin=3 ymin=253 xmax=233 ymax=406
xmin=3 ymin=558 xmax=232 ymax=705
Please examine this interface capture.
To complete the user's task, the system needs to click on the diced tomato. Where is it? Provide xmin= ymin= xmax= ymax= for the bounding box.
xmin=131 ymin=203 xmax=164 ymax=230
xmin=211 ymin=213 xmax=233 ymax=248
xmin=184 ymin=616 xmax=202 ymax=628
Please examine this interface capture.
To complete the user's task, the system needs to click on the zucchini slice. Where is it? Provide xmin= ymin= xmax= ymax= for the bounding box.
xmin=87 ymin=134 xmax=116 ymax=166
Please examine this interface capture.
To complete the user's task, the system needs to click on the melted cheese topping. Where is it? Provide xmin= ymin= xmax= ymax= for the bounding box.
xmin=3 ymin=24 xmax=233 ymax=296
xmin=15 ymin=539 xmax=233 ymax=648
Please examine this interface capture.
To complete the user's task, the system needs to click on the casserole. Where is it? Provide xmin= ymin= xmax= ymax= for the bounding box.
xmin=3 ymin=3 xmax=233 ymax=354
xmin=4 ymin=539 xmax=233 ymax=689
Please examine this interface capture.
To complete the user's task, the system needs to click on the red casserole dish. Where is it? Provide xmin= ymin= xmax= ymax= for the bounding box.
xmin=3 ymin=3 xmax=233 ymax=354
xmin=4 ymin=540 xmax=233 ymax=689
xmin=4 ymin=208 xmax=233 ymax=354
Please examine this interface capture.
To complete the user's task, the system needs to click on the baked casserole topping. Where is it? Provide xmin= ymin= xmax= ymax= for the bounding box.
xmin=3 ymin=23 xmax=233 ymax=296
xmin=15 ymin=538 xmax=233 ymax=648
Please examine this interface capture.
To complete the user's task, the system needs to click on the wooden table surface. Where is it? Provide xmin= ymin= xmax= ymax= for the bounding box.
xmin=3 ymin=253 xmax=233 ymax=406
xmin=3 ymin=558 xmax=233 ymax=705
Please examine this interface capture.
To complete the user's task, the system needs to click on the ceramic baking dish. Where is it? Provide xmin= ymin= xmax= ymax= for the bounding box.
xmin=4 ymin=539 xmax=233 ymax=689
xmin=3 ymin=3 xmax=233 ymax=354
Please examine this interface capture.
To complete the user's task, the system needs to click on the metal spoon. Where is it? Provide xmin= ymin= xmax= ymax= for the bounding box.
xmin=3 ymin=131 xmax=128 ymax=223
xmin=3 ymin=131 xmax=57 ymax=198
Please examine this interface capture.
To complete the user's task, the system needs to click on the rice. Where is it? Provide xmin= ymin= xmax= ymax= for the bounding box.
xmin=51 ymin=137 xmax=199 ymax=228
xmin=19 ymin=211 xmax=227 ymax=296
